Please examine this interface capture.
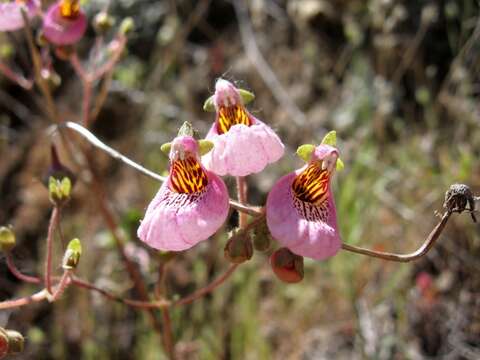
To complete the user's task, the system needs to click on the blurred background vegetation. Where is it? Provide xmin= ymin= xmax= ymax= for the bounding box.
xmin=1 ymin=0 xmax=480 ymax=359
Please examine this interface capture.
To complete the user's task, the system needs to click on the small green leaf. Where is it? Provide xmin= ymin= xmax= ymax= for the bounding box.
xmin=321 ymin=131 xmax=337 ymax=146
xmin=160 ymin=142 xmax=171 ymax=155
xmin=336 ymin=158 xmax=345 ymax=171
xmin=296 ymin=144 xmax=315 ymax=162
xmin=203 ymin=95 xmax=215 ymax=112
xmin=238 ymin=89 xmax=255 ymax=104
xmin=199 ymin=140 xmax=214 ymax=155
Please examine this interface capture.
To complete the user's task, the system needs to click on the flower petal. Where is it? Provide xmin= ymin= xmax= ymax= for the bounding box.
xmin=138 ymin=172 xmax=229 ymax=251
xmin=204 ymin=120 xmax=284 ymax=176
xmin=43 ymin=2 xmax=87 ymax=45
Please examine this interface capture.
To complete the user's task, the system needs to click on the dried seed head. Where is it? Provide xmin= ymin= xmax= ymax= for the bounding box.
xmin=444 ymin=183 xmax=476 ymax=222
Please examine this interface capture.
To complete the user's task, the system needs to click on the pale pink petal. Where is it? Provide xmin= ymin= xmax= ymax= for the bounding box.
xmin=203 ymin=121 xmax=284 ymax=176
xmin=0 ymin=0 xmax=39 ymax=32
xmin=43 ymin=2 xmax=87 ymax=45
xmin=137 ymin=138 xmax=230 ymax=252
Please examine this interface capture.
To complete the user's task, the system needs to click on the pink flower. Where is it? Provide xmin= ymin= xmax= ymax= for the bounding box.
xmin=0 ymin=0 xmax=40 ymax=32
xmin=43 ymin=0 xmax=87 ymax=45
xmin=137 ymin=135 xmax=230 ymax=251
xmin=266 ymin=138 xmax=343 ymax=260
xmin=202 ymin=79 xmax=284 ymax=176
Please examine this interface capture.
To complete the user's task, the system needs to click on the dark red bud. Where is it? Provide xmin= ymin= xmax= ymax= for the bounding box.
xmin=270 ymin=248 xmax=304 ymax=283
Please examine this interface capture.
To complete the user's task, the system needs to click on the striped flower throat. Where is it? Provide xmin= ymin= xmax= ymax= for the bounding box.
xmin=169 ymin=156 xmax=208 ymax=194
xmin=59 ymin=0 xmax=80 ymax=19
xmin=216 ymin=104 xmax=253 ymax=134
xmin=292 ymin=161 xmax=331 ymax=205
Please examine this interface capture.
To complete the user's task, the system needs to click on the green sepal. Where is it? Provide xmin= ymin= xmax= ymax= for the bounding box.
xmin=0 ymin=226 xmax=16 ymax=252
xmin=296 ymin=144 xmax=315 ymax=162
xmin=177 ymin=121 xmax=194 ymax=137
xmin=203 ymin=95 xmax=215 ymax=112
xmin=336 ymin=158 xmax=345 ymax=172
xmin=60 ymin=177 xmax=71 ymax=199
xmin=321 ymin=131 xmax=337 ymax=146
xmin=199 ymin=140 xmax=214 ymax=155
xmin=160 ymin=142 xmax=171 ymax=155
xmin=238 ymin=89 xmax=255 ymax=104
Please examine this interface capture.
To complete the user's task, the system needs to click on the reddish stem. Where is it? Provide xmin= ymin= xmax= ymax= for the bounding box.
xmin=174 ymin=264 xmax=239 ymax=306
xmin=6 ymin=254 xmax=40 ymax=284
xmin=50 ymin=270 xmax=72 ymax=302
xmin=45 ymin=206 xmax=60 ymax=294
xmin=0 ymin=61 xmax=33 ymax=90
xmin=341 ymin=211 xmax=452 ymax=262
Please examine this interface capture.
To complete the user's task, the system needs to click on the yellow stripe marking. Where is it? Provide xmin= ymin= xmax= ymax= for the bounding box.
xmin=170 ymin=157 xmax=208 ymax=194
xmin=292 ymin=162 xmax=330 ymax=205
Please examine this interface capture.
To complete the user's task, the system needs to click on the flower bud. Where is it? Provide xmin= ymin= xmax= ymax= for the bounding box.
xmin=93 ymin=11 xmax=115 ymax=34
xmin=44 ymin=145 xmax=76 ymax=186
xmin=270 ymin=248 xmax=304 ymax=283
xmin=0 ymin=226 xmax=16 ymax=252
xmin=48 ymin=177 xmax=72 ymax=205
xmin=62 ymin=238 xmax=82 ymax=270
xmin=0 ymin=328 xmax=8 ymax=359
xmin=252 ymin=220 xmax=271 ymax=252
xmin=41 ymin=68 xmax=62 ymax=90
xmin=224 ymin=230 xmax=253 ymax=264
xmin=5 ymin=330 xmax=24 ymax=354
xmin=119 ymin=17 xmax=134 ymax=35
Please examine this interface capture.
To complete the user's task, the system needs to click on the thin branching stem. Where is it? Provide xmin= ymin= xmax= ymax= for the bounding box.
xmin=49 ymin=270 xmax=72 ymax=302
xmin=174 ymin=264 xmax=239 ymax=307
xmin=52 ymin=122 xmax=264 ymax=216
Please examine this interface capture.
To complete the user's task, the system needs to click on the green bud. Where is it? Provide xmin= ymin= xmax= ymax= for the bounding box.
xmin=296 ymin=144 xmax=315 ymax=162
xmin=203 ymin=95 xmax=215 ymax=112
xmin=40 ymin=68 xmax=61 ymax=90
xmin=224 ymin=230 xmax=253 ymax=264
xmin=0 ymin=226 xmax=16 ymax=252
xmin=119 ymin=17 xmax=134 ymax=35
xmin=62 ymin=238 xmax=82 ymax=270
xmin=5 ymin=330 xmax=24 ymax=354
xmin=198 ymin=140 xmax=214 ymax=155
xmin=49 ymin=176 xmax=72 ymax=205
xmin=93 ymin=11 xmax=116 ymax=34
